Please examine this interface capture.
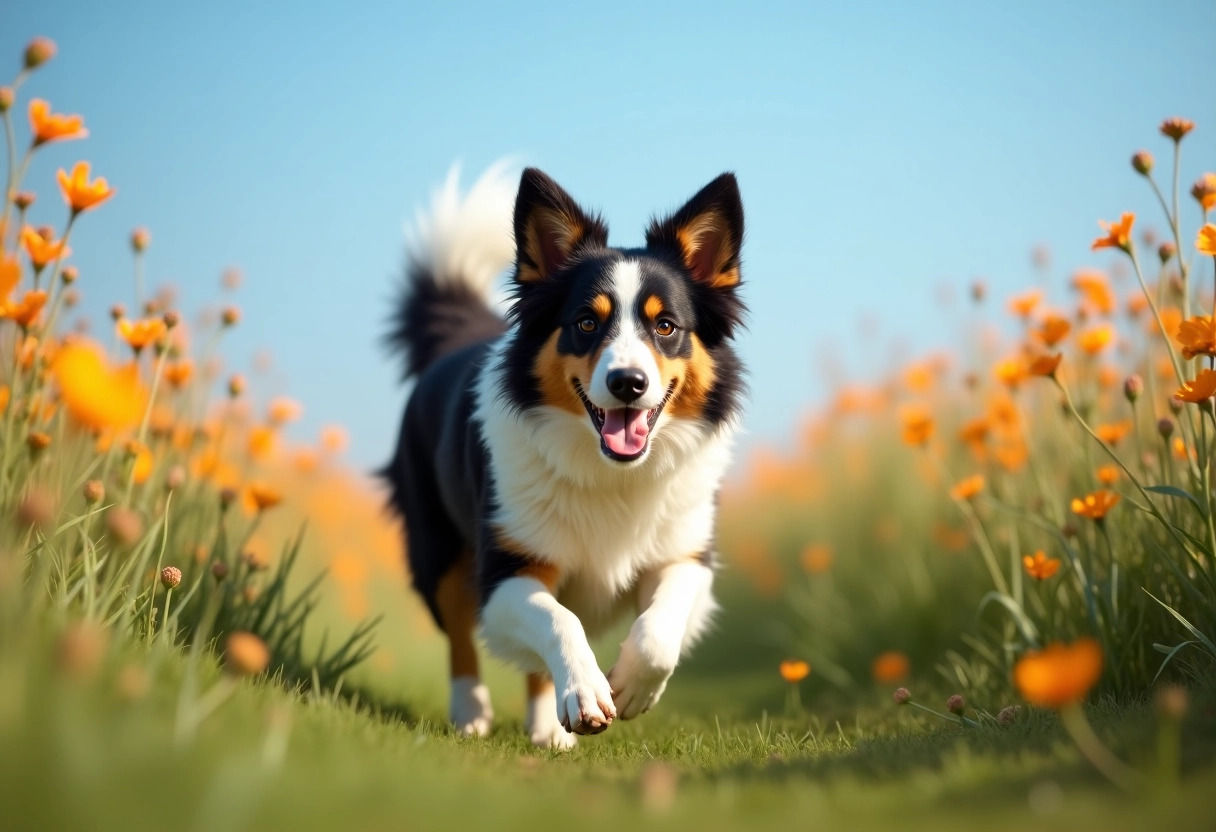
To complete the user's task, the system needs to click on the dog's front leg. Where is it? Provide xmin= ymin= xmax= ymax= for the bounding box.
xmin=608 ymin=558 xmax=715 ymax=720
xmin=481 ymin=576 xmax=616 ymax=734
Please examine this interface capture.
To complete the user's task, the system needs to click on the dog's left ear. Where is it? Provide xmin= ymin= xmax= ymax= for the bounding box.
xmin=646 ymin=173 xmax=743 ymax=289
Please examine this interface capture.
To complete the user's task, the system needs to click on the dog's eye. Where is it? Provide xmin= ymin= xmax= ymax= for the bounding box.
xmin=577 ymin=317 xmax=598 ymax=333
xmin=655 ymin=319 xmax=676 ymax=337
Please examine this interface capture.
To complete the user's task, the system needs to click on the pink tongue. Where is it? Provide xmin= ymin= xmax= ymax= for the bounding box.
xmin=601 ymin=408 xmax=650 ymax=456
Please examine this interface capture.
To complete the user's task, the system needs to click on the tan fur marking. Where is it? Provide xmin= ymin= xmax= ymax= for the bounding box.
xmin=520 ymin=207 xmax=585 ymax=283
xmin=643 ymin=295 xmax=664 ymax=320
xmin=517 ymin=560 xmax=561 ymax=591
xmin=675 ymin=211 xmax=740 ymax=289
xmin=434 ymin=554 xmax=480 ymax=679
xmin=591 ymin=293 xmax=612 ymax=321
xmin=533 ymin=331 xmax=587 ymax=417
xmin=649 ymin=334 xmax=717 ymax=421
xmin=526 ymin=672 xmax=553 ymax=699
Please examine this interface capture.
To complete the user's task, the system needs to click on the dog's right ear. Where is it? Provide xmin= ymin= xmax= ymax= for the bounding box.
xmin=513 ymin=168 xmax=608 ymax=283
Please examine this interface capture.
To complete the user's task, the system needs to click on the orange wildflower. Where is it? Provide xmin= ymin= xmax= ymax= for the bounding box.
xmin=1192 ymin=174 xmax=1216 ymax=212
xmin=871 ymin=651 xmax=910 ymax=684
xmin=1071 ymin=270 xmax=1115 ymax=315
xmin=1007 ymin=289 xmax=1042 ymax=318
xmin=126 ymin=441 xmax=154 ymax=485
xmin=993 ymin=441 xmax=1028 ymax=472
xmin=1177 ymin=315 xmax=1216 ymax=359
xmin=1159 ymin=117 xmax=1195 ymax=142
xmin=51 ymin=341 xmax=148 ymax=431
xmin=1173 ymin=437 xmax=1190 ymax=461
xmin=1077 ymin=323 xmax=1114 ymax=355
xmin=1014 ymin=638 xmax=1103 ymax=708
xmin=949 ymin=474 xmax=984 ymax=501
xmin=1022 ymin=551 xmax=1061 ymax=581
xmin=320 ymin=424 xmax=349 ymax=454
xmin=779 ymin=660 xmax=810 ymax=683
xmin=267 ymin=396 xmax=302 ymax=426
xmin=1027 ymin=353 xmax=1062 ymax=378
xmin=1096 ymin=465 xmax=1120 ymax=486
xmin=28 ymin=99 xmax=88 ymax=146
xmin=0 ymin=257 xmax=18 ymax=300
xmin=1174 ymin=369 xmax=1216 ymax=403
xmin=1091 ymin=213 xmax=1134 ymax=252
xmin=293 ymin=449 xmax=319 ymax=474
xmin=1071 ymin=490 xmax=1120 ymax=521
xmin=117 ymin=317 xmax=167 ymax=351
xmin=900 ymin=407 xmax=934 ymax=446
xmin=1036 ymin=314 xmax=1071 ymax=347
xmin=1154 ymin=306 xmax=1184 ymax=344
xmin=245 ymin=482 xmax=282 ymax=512
xmin=164 ymin=360 xmax=194 ymax=388
xmin=1198 ymin=224 xmax=1216 ymax=257
xmin=957 ymin=417 xmax=989 ymax=446
xmin=993 ymin=357 xmax=1027 ymax=388
xmin=800 ymin=543 xmax=833 ymax=574
xmin=1094 ymin=421 xmax=1131 ymax=445
xmin=0 ymin=384 xmax=8 ymax=414
xmin=20 ymin=226 xmax=70 ymax=269
xmin=247 ymin=425 xmax=276 ymax=460
xmin=0 ymin=290 xmax=48 ymax=328
xmin=57 ymin=161 xmax=115 ymax=213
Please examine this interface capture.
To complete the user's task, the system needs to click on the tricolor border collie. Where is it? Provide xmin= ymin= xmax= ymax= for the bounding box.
xmin=382 ymin=165 xmax=745 ymax=747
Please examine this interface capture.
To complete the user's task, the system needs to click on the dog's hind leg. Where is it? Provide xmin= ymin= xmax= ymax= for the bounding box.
xmin=435 ymin=554 xmax=493 ymax=737
xmin=524 ymin=673 xmax=577 ymax=749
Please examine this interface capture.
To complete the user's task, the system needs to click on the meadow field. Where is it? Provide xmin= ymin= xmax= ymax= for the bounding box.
xmin=3 ymin=34 xmax=1216 ymax=832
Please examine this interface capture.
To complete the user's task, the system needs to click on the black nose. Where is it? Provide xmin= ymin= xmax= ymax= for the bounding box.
xmin=606 ymin=368 xmax=648 ymax=404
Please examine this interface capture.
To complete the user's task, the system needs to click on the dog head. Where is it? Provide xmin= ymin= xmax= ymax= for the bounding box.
xmin=501 ymin=168 xmax=745 ymax=466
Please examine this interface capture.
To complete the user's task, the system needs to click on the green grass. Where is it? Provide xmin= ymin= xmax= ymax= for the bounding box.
xmin=4 ymin=581 xmax=1216 ymax=832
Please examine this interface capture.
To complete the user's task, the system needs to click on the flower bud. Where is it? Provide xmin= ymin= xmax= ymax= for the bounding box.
xmin=1169 ymin=398 xmax=1184 ymax=415
xmin=227 ymin=374 xmax=245 ymax=398
xmin=1159 ymin=117 xmax=1195 ymax=142
xmin=221 ymin=306 xmax=240 ymax=327
xmin=13 ymin=191 xmax=34 ymax=210
xmin=0 ymin=87 xmax=12 ymax=113
xmin=219 ymin=486 xmax=238 ymax=510
xmin=946 ymin=694 xmax=966 ymax=715
xmin=83 ymin=479 xmax=105 ymax=504
xmin=24 ymin=37 xmax=57 ymax=70
xmin=893 ymin=687 xmax=911 ymax=705
xmin=1131 ymin=150 xmax=1153 ymax=175
xmin=970 ymin=280 xmax=986 ymax=303
xmin=1158 ymin=418 xmax=1176 ymax=440
xmin=61 ymin=265 xmax=78 ymax=284
xmin=16 ymin=488 xmax=57 ymax=530
xmin=160 ymin=566 xmax=182 ymax=589
xmin=165 ymin=464 xmax=186 ymax=490
xmin=1123 ymin=374 xmax=1143 ymax=404
xmin=224 ymin=631 xmax=271 ymax=676
xmin=130 ymin=227 xmax=150 ymax=253
xmin=1158 ymin=241 xmax=1177 ymax=264
xmin=162 ymin=310 xmax=179 ymax=329
xmin=1155 ymin=685 xmax=1188 ymax=719
xmin=211 ymin=561 xmax=230 ymax=582
xmin=110 ymin=304 xmax=126 ymax=322
xmin=997 ymin=705 xmax=1022 ymax=725
xmin=105 ymin=507 xmax=143 ymax=547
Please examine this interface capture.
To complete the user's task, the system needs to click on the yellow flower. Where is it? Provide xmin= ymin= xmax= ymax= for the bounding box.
xmin=1022 ymin=551 xmax=1061 ymax=581
xmin=1014 ymin=638 xmax=1103 ymax=708
xmin=1094 ymin=421 xmax=1131 ymax=445
xmin=1077 ymin=323 xmax=1114 ymax=355
xmin=57 ymin=161 xmax=115 ymax=213
xmin=164 ymin=360 xmax=194 ymax=388
xmin=779 ymin=660 xmax=810 ymax=683
xmin=51 ymin=341 xmax=148 ymax=431
xmin=1071 ymin=490 xmax=1120 ymax=520
xmin=993 ymin=358 xmax=1027 ymax=388
xmin=20 ymin=226 xmax=70 ymax=269
xmin=247 ymin=425 xmax=276 ymax=460
xmin=1007 ymin=289 xmax=1042 ymax=318
xmin=28 ymin=99 xmax=87 ymax=146
xmin=871 ymin=651 xmax=910 ymax=684
xmin=900 ymin=407 xmax=933 ymax=446
xmin=1198 ymin=224 xmax=1216 ymax=257
xmin=1096 ymin=465 xmax=1120 ymax=486
xmin=1174 ymin=369 xmax=1216 ymax=403
xmin=0 ymin=256 xmax=19 ymax=301
xmin=117 ymin=317 xmax=167 ymax=351
xmin=245 ymin=482 xmax=283 ymax=512
xmin=949 ymin=474 xmax=984 ymax=501
xmin=1091 ymin=213 xmax=1135 ymax=252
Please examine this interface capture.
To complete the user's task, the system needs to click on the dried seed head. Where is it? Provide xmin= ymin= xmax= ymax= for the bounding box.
xmin=159 ymin=566 xmax=182 ymax=590
xmin=130 ymin=227 xmax=151 ymax=253
xmin=110 ymin=304 xmax=126 ymax=321
xmin=13 ymin=191 xmax=34 ymax=210
xmin=61 ymin=265 xmax=78 ymax=284
xmin=221 ymin=306 xmax=240 ymax=327
xmin=1155 ymin=685 xmax=1188 ymax=719
xmin=56 ymin=621 xmax=107 ymax=679
xmin=946 ymin=694 xmax=966 ymax=715
xmin=26 ymin=431 xmax=51 ymax=453
xmin=997 ymin=705 xmax=1022 ymax=725
xmin=16 ymin=487 xmax=57 ymax=530
xmin=162 ymin=310 xmax=180 ymax=329
xmin=211 ymin=561 xmax=230 ymax=582
xmin=1158 ymin=241 xmax=1177 ymax=264
xmin=224 ymin=631 xmax=270 ymax=677
xmin=227 ymin=374 xmax=245 ymax=398
xmin=893 ymin=687 xmax=912 ymax=705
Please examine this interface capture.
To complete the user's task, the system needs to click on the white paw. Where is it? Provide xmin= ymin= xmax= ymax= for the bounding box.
xmin=608 ymin=615 xmax=681 ymax=720
xmin=553 ymin=652 xmax=616 ymax=735
xmin=450 ymin=676 xmax=493 ymax=737
xmin=525 ymin=683 xmax=579 ymax=749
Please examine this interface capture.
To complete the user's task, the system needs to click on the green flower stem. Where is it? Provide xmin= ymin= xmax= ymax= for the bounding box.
xmin=1059 ymin=703 xmax=1142 ymax=792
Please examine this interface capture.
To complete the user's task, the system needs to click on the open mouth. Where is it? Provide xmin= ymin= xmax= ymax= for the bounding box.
xmin=574 ymin=379 xmax=676 ymax=462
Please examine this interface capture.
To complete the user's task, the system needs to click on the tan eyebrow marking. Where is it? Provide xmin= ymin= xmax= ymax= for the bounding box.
xmin=590 ymin=293 xmax=612 ymax=321
xmin=643 ymin=295 xmax=664 ymax=320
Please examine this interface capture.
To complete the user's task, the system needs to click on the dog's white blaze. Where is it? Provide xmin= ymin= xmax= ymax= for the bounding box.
xmin=588 ymin=260 xmax=665 ymax=411
xmin=474 ymin=333 xmax=737 ymax=632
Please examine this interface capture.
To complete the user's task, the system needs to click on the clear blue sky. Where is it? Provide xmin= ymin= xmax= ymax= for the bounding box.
xmin=6 ymin=1 xmax=1214 ymax=469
